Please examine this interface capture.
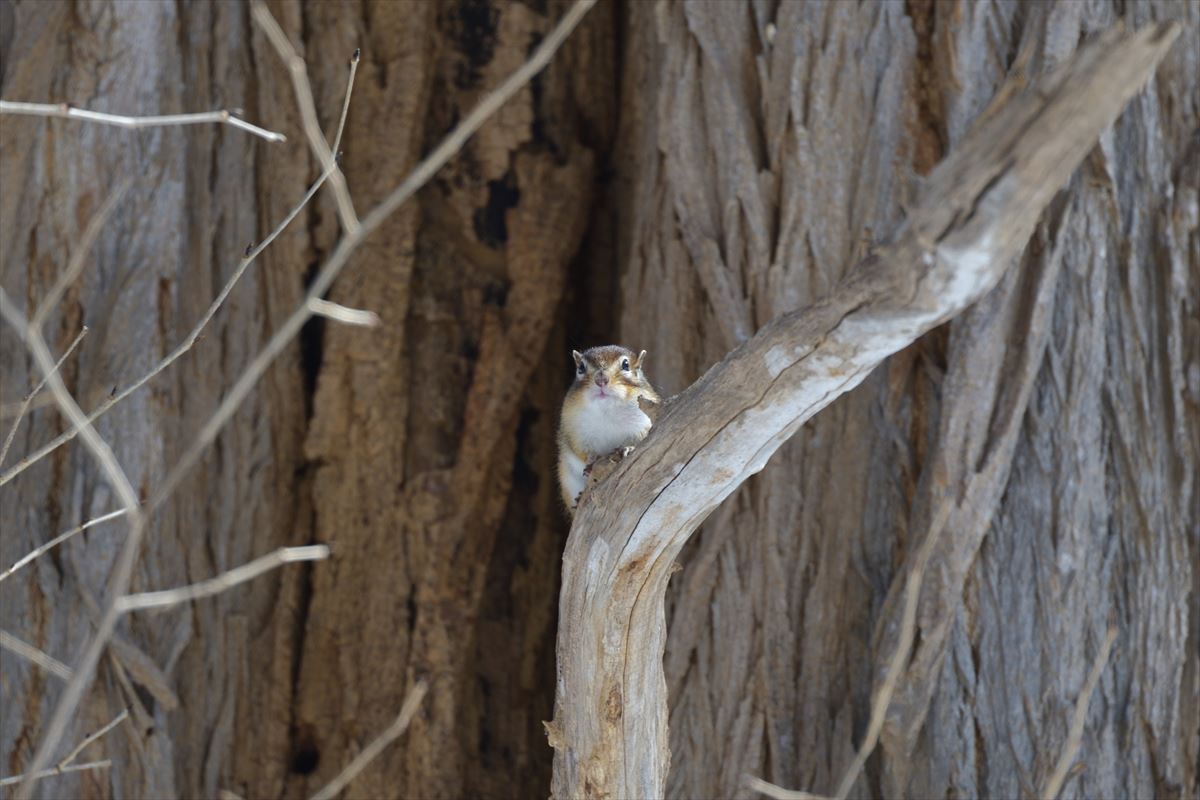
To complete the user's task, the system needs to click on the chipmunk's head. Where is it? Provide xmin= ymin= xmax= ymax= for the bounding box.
xmin=570 ymin=345 xmax=652 ymax=403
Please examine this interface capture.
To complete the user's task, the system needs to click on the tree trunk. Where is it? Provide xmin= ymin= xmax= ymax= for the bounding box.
xmin=0 ymin=2 xmax=1195 ymax=800
xmin=611 ymin=2 xmax=1198 ymax=799
xmin=2 ymin=1 xmax=609 ymax=798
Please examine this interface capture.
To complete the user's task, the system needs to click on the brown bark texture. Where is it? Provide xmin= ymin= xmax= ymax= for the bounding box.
xmin=0 ymin=3 xmax=1195 ymax=800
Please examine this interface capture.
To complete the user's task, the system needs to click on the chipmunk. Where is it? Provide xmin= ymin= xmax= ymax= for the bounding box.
xmin=558 ymin=345 xmax=661 ymax=516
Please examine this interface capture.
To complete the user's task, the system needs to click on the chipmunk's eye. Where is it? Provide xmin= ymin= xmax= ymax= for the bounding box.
xmin=577 ymin=362 xmax=586 ymax=375
xmin=620 ymin=358 xmax=630 ymax=371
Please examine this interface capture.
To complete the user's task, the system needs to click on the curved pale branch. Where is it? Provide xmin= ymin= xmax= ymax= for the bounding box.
xmin=549 ymin=21 xmax=1180 ymax=800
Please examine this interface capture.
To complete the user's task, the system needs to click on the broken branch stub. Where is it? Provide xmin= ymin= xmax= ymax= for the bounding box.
xmin=549 ymin=21 xmax=1180 ymax=800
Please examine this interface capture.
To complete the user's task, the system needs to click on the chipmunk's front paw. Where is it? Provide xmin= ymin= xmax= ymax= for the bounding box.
xmin=585 ymin=448 xmax=630 ymax=488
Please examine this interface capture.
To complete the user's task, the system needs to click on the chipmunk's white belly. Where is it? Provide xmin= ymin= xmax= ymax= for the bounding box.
xmin=570 ymin=396 xmax=652 ymax=457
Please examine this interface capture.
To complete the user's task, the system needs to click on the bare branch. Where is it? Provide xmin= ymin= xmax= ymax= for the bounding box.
xmin=549 ymin=21 xmax=1181 ymax=800
xmin=252 ymin=2 xmax=359 ymax=233
xmin=0 ymin=761 xmax=112 ymax=788
xmin=0 ymin=148 xmax=340 ymax=487
xmin=2 ymin=711 xmax=125 ymax=791
xmin=1041 ymin=627 xmax=1118 ymax=800
xmin=0 ymin=292 xmax=144 ymax=800
xmin=2 ymin=46 xmax=366 ymax=793
xmin=309 ymin=680 xmax=429 ymax=800
xmin=145 ymin=0 xmax=598 ymax=512
xmin=832 ymin=503 xmax=951 ymax=800
xmin=56 ymin=710 xmax=128 ymax=769
xmin=0 ymin=53 xmax=360 ymax=487
xmin=1 ymin=394 xmax=57 ymax=419
xmin=0 ymin=292 xmax=141 ymax=541
xmin=3 ymin=3 xmax=591 ymax=792
xmin=32 ymin=182 xmax=129 ymax=328
xmin=332 ymin=49 xmax=360 ymax=156
xmin=0 ymin=100 xmax=286 ymax=142
xmin=745 ymin=503 xmax=952 ymax=800
xmin=745 ymin=776 xmax=829 ymax=800
xmin=117 ymin=545 xmax=330 ymax=612
xmin=0 ymin=326 xmax=88 ymax=468
xmin=0 ymin=509 xmax=126 ymax=585
xmin=0 ymin=630 xmax=73 ymax=681
xmin=307 ymin=298 xmax=380 ymax=327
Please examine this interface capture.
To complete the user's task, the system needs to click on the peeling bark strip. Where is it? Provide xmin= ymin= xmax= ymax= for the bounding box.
xmin=549 ymin=22 xmax=1180 ymax=800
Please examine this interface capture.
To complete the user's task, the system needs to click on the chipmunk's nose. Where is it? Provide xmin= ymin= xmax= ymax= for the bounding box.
xmin=594 ymin=372 xmax=609 ymax=387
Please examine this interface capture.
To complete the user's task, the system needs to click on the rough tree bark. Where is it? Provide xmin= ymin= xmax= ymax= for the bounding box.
xmin=607 ymin=2 xmax=1197 ymax=800
xmin=0 ymin=2 xmax=1195 ymax=800
xmin=548 ymin=17 xmax=1183 ymax=800
xmin=1 ymin=1 xmax=610 ymax=798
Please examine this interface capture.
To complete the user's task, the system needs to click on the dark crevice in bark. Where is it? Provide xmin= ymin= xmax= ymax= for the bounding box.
xmin=296 ymin=73 xmax=327 ymax=422
xmin=297 ymin=311 xmax=326 ymax=423
xmin=0 ymin=0 xmax=15 ymax=88
xmin=474 ymin=170 xmax=520 ymax=247
xmin=904 ymin=0 xmax=946 ymax=177
xmin=285 ymin=474 xmax=321 ymax=784
xmin=526 ymin=46 xmax=563 ymax=162
xmin=289 ymin=720 xmax=321 ymax=776
xmin=285 ymin=4 xmax=327 ymax=787
xmin=294 ymin=0 xmax=326 ymax=423
xmin=406 ymin=588 xmax=418 ymax=639
xmin=451 ymin=0 xmax=500 ymax=91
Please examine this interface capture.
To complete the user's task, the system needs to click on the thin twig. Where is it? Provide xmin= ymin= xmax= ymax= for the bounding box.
xmin=1041 ymin=626 xmax=1117 ymax=800
xmin=0 ymin=509 xmax=126 ymax=584
xmin=0 ymin=50 xmax=360 ymax=487
xmin=0 ymin=326 xmax=88 ymax=468
xmin=332 ymin=49 xmax=360 ymax=156
xmin=832 ymin=501 xmax=953 ymax=800
xmin=0 ymin=760 xmax=112 ymax=787
xmin=117 ymin=545 xmax=330 ymax=612
xmin=307 ymin=298 xmax=380 ymax=327
xmin=252 ymin=2 xmax=359 ymax=233
xmin=0 ymin=294 xmax=141 ymax=524
xmin=57 ymin=710 xmax=128 ymax=768
xmin=748 ymin=503 xmax=954 ymax=800
xmin=7 ymin=5 xmax=590 ymax=792
xmin=0 ymin=293 xmax=144 ymax=800
xmin=0 ymin=630 xmax=73 ymax=681
xmin=32 ymin=182 xmax=130 ymax=328
xmin=0 ymin=100 xmax=286 ymax=142
xmin=832 ymin=581 xmax=920 ymax=797
xmin=6 ymin=50 xmax=361 ymax=796
xmin=147 ymin=0 xmax=597 ymax=511
xmin=309 ymin=680 xmax=429 ymax=800
xmin=744 ymin=776 xmax=829 ymax=800
xmin=1 ymin=394 xmax=57 ymax=419
xmin=0 ymin=152 xmax=340 ymax=487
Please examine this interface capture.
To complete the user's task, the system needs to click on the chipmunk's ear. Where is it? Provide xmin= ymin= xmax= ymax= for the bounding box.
xmin=572 ymin=350 xmax=584 ymax=369
xmin=634 ymin=350 xmax=647 ymax=370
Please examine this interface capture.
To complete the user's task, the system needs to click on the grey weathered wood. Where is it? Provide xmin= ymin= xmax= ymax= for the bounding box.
xmin=548 ymin=19 xmax=1182 ymax=800
xmin=2 ymin=2 xmax=1195 ymax=798
xmin=612 ymin=2 xmax=1198 ymax=799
